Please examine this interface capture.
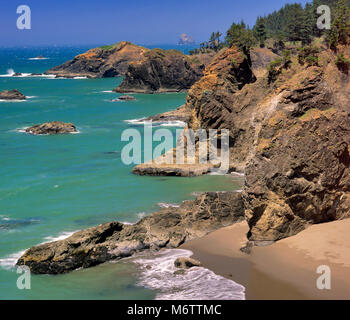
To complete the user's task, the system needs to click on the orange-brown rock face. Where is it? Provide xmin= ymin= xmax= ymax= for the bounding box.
xmin=45 ymin=41 xmax=149 ymax=78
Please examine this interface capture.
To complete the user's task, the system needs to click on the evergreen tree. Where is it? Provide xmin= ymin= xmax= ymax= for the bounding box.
xmin=254 ymin=17 xmax=267 ymax=47
xmin=327 ymin=0 xmax=350 ymax=49
xmin=226 ymin=21 xmax=256 ymax=52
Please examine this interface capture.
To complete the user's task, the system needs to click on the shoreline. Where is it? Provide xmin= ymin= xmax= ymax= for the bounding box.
xmin=182 ymin=220 xmax=350 ymax=300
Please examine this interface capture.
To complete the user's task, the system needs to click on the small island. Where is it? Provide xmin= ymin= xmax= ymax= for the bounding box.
xmin=25 ymin=121 xmax=77 ymax=135
xmin=0 ymin=89 xmax=26 ymax=100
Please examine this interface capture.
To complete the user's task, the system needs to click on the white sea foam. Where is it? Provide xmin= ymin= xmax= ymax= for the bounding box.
xmin=43 ymin=231 xmax=76 ymax=243
xmin=0 ymin=230 xmax=76 ymax=270
xmin=0 ymin=69 xmax=15 ymax=77
xmin=137 ymin=212 xmax=146 ymax=219
xmin=28 ymin=57 xmax=49 ymax=60
xmin=124 ymin=118 xmax=147 ymax=125
xmin=158 ymin=203 xmax=180 ymax=209
xmin=102 ymin=90 xmax=114 ymax=93
xmin=0 ymin=250 xmax=26 ymax=270
xmin=124 ymin=118 xmax=186 ymax=127
xmin=156 ymin=121 xmax=186 ymax=127
xmin=133 ymin=249 xmax=246 ymax=300
xmin=0 ymin=68 xmax=55 ymax=78
xmin=0 ymin=99 xmax=26 ymax=103
xmin=230 ymin=171 xmax=245 ymax=177
xmin=122 ymin=212 xmax=147 ymax=225
xmin=0 ymin=215 xmax=10 ymax=221
xmin=0 ymin=73 xmax=55 ymax=79
xmin=15 ymin=127 xmax=28 ymax=133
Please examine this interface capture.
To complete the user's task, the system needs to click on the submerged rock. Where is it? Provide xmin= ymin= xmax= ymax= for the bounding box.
xmin=0 ymin=90 xmax=26 ymax=100
xmin=16 ymin=192 xmax=244 ymax=274
xmin=25 ymin=121 xmax=77 ymax=135
xmin=114 ymin=95 xmax=136 ymax=101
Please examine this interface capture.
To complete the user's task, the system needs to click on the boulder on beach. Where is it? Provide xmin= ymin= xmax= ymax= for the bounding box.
xmin=25 ymin=121 xmax=77 ymax=135
xmin=0 ymin=90 xmax=26 ymax=100
xmin=174 ymin=257 xmax=202 ymax=269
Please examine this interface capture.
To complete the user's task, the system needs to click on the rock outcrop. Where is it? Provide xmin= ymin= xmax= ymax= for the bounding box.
xmin=174 ymin=257 xmax=201 ymax=269
xmin=243 ymin=52 xmax=350 ymax=242
xmin=132 ymin=46 xmax=258 ymax=176
xmin=144 ymin=104 xmax=191 ymax=124
xmin=45 ymin=42 xmax=149 ymax=78
xmin=114 ymin=49 xmax=206 ymax=93
xmin=16 ymin=192 xmax=244 ymax=274
xmin=25 ymin=121 xmax=77 ymax=135
xmin=250 ymin=47 xmax=279 ymax=73
xmin=0 ymin=90 xmax=26 ymax=100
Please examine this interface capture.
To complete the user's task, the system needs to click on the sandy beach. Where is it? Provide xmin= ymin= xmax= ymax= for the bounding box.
xmin=182 ymin=219 xmax=350 ymax=300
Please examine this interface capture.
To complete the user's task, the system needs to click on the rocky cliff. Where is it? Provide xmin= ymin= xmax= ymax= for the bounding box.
xmin=133 ymin=43 xmax=350 ymax=242
xmin=243 ymin=47 xmax=350 ymax=242
xmin=45 ymin=41 xmax=149 ymax=78
xmin=114 ymin=49 xmax=208 ymax=93
xmin=186 ymin=43 xmax=350 ymax=242
xmin=17 ymin=192 xmax=244 ymax=274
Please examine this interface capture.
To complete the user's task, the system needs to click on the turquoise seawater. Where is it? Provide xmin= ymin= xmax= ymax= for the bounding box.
xmin=0 ymin=46 xmax=243 ymax=299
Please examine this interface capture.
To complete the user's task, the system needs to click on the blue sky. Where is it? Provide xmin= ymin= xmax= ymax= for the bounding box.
xmin=0 ymin=0 xmax=310 ymax=47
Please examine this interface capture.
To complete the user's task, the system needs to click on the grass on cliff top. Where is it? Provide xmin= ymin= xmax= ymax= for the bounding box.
xmin=98 ymin=41 xmax=147 ymax=51
xmin=99 ymin=44 xmax=117 ymax=51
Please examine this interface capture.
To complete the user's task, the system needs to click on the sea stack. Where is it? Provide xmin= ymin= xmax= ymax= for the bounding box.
xmin=25 ymin=121 xmax=77 ymax=135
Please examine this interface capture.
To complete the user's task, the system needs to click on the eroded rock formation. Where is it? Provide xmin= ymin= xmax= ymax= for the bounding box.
xmin=16 ymin=192 xmax=244 ymax=274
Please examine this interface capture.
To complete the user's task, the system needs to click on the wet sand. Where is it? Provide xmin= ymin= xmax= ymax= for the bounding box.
xmin=182 ymin=220 xmax=350 ymax=300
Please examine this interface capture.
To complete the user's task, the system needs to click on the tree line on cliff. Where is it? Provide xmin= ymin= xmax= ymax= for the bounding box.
xmin=190 ymin=0 xmax=350 ymax=55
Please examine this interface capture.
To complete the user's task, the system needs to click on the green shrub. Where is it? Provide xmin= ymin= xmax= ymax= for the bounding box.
xmin=298 ymin=45 xmax=320 ymax=66
xmin=267 ymin=58 xmax=283 ymax=82
xmin=267 ymin=50 xmax=292 ymax=83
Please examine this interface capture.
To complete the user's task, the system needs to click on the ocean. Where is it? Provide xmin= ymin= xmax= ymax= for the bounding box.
xmin=0 ymin=45 xmax=245 ymax=300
